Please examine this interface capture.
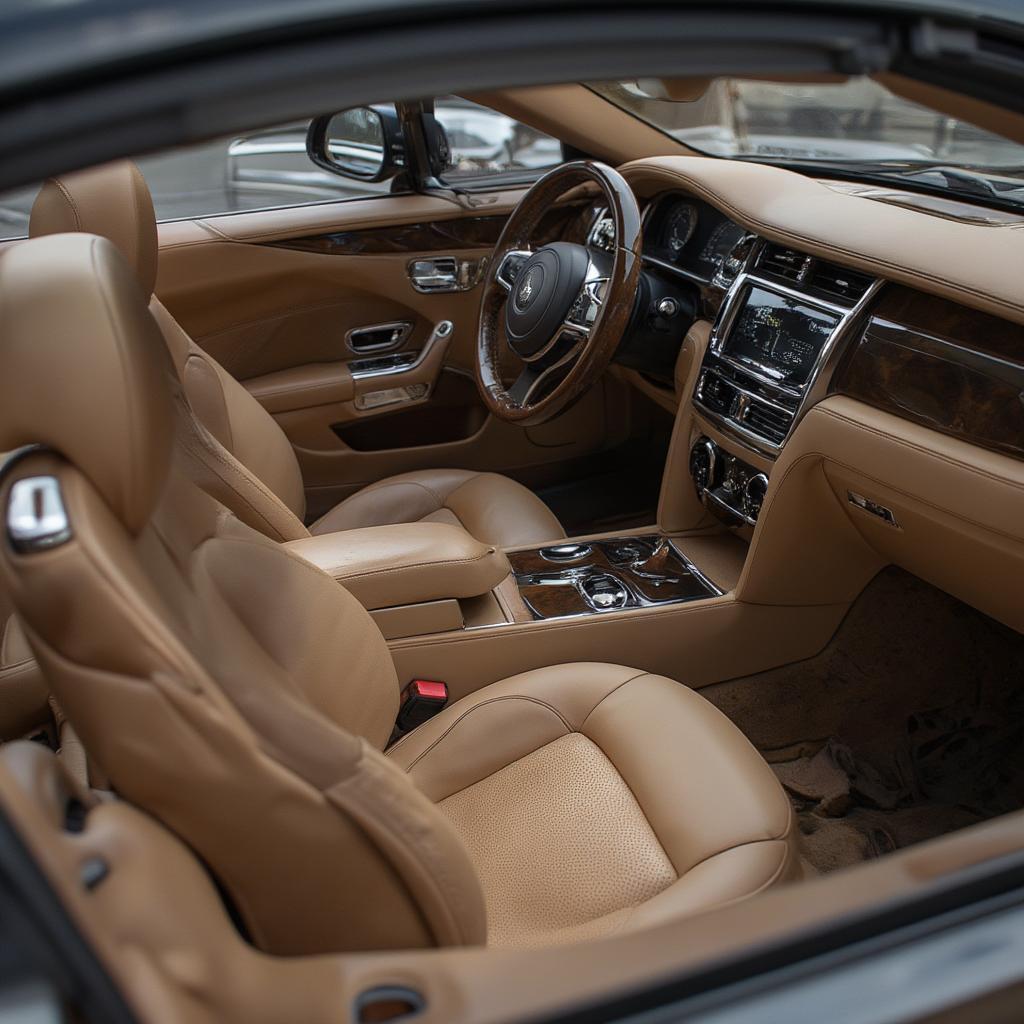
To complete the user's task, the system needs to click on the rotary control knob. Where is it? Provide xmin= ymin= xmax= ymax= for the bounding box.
xmin=688 ymin=438 xmax=719 ymax=496
xmin=742 ymin=473 xmax=769 ymax=522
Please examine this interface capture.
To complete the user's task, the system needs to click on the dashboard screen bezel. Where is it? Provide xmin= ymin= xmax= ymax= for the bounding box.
xmin=719 ymin=284 xmax=842 ymax=390
xmin=711 ymin=276 xmax=848 ymax=398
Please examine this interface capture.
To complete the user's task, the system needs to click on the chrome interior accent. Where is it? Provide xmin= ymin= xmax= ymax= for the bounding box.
xmin=848 ymin=491 xmax=901 ymax=528
xmin=693 ymin=240 xmax=883 ymax=457
xmin=6 ymin=476 xmax=72 ymax=553
xmin=689 ymin=436 xmax=769 ymax=528
xmin=495 ymin=249 xmax=533 ymax=291
xmin=345 ymin=320 xmax=413 ymax=354
xmin=509 ymin=534 xmax=722 ymax=621
xmin=407 ymin=255 xmax=487 ymax=293
xmin=349 ymin=320 xmax=453 ymax=381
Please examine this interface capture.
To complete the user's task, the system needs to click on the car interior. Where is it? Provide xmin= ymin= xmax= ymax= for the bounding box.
xmin=1 ymin=67 xmax=1024 ymax=1023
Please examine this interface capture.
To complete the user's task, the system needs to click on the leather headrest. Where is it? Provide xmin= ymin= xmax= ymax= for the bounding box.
xmin=29 ymin=161 xmax=158 ymax=298
xmin=0 ymin=234 xmax=174 ymax=533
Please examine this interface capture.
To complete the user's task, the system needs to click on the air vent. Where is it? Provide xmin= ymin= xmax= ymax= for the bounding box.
xmin=806 ymin=262 xmax=873 ymax=304
xmin=757 ymin=244 xmax=807 ymax=282
xmin=743 ymin=400 xmax=792 ymax=445
xmin=698 ymin=372 xmax=735 ymax=416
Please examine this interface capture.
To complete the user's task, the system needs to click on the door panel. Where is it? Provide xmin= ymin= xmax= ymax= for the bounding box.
xmin=155 ymin=188 xmax=624 ymax=513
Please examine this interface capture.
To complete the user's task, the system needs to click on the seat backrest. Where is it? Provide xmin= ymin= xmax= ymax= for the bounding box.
xmin=0 ymin=234 xmax=486 ymax=955
xmin=29 ymin=163 xmax=310 ymax=539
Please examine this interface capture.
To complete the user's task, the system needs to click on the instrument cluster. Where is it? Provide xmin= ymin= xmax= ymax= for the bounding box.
xmin=644 ymin=194 xmax=749 ymax=288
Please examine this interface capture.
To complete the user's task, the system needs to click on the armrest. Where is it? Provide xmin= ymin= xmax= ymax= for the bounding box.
xmin=284 ymin=523 xmax=511 ymax=611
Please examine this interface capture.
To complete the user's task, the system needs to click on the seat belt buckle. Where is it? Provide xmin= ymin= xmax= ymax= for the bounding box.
xmin=396 ymin=679 xmax=448 ymax=733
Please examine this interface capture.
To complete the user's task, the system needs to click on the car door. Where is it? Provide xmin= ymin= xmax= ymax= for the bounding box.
xmin=151 ymin=100 xmax=630 ymax=520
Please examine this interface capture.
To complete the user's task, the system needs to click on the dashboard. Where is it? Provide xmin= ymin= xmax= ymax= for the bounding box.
xmin=585 ymin=155 xmax=1024 ymax=638
xmin=580 ymin=167 xmax=1024 ymax=543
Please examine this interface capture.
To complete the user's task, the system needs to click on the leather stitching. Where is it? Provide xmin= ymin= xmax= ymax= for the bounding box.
xmin=331 ymin=548 xmax=496 ymax=583
xmin=755 ymin=405 xmax=1024 ymax=546
xmin=393 ymin=695 xmax=573 ymax=770
xmin=578 ymin=670 xmax=649 ymax=731
xmin=316 ymin=478 xmax=460 ymax=532
xmin=180 ymin=420 xmax=306 ymax=543
xmin=50 ymin=179 xmax=82 ymax=230
xmin=386 ymin=591 xmax=736 ymax=650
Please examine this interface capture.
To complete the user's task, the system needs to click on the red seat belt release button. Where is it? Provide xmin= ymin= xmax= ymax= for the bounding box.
xmin=397 ymin=679 xmax=449 ymax=731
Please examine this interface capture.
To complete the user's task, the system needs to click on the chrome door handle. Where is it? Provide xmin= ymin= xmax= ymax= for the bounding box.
xmin=408 ymin=256 xmax=486 ymax=293
xmin=346 ymin=321 xmax=413 ymax=354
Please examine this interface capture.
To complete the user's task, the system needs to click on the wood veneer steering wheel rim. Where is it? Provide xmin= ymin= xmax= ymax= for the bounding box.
xmin=475 ymin=161 xmax=642 ymax=426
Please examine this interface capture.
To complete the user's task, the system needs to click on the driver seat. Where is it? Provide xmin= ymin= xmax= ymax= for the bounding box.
xmin=28 ymin=161 xmax=565 ymax=549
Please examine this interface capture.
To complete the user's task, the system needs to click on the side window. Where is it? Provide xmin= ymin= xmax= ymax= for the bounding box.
xmin=432 ymin=98 xmax=563 ymax=184
xmin=0 ymin=119 xmax=392 ymax=238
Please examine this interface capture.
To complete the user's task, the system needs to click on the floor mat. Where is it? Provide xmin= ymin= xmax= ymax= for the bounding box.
xmin=772 ymin=727 xmax=1013 ymax=874
xmin=699 ymin=567 xmax=1024 ymax=874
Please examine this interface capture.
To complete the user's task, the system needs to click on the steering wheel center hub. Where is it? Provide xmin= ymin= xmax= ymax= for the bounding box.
xmin=504 ymin=242 xmax=589 ymax=359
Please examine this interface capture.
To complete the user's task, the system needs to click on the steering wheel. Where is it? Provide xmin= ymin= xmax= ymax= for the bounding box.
xmin=475 ymin=161 xmax=642 ymax=426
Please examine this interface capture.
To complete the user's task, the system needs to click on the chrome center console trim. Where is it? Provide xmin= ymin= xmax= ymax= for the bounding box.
xmin=693 ymin=239 xmax=883 ymax=457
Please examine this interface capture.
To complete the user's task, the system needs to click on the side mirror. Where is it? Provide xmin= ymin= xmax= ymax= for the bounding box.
xmin=306 ymin=105 xmax=407 ymax=182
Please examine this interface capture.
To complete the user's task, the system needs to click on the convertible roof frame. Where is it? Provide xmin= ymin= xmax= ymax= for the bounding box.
xmin=0 ymin=5 xmax=1021 ymax=192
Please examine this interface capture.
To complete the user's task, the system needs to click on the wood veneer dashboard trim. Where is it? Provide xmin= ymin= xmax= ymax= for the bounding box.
xmin=833 ymin=285 xmax=1024 ymax=461
xmin=257 ymin=202 xmax=587 ymax=255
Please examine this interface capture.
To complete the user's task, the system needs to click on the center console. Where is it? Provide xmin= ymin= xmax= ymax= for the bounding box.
xmin=508 ymin=535 xmax=722 ymax=620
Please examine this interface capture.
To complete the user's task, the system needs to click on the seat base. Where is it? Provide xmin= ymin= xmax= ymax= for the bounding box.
xmin=388 ymin=663 xmax=801 ymax=948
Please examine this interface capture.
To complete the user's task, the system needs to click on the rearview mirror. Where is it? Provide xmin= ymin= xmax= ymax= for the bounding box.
xmin=306 ymin=105 xmax=407 ymax=182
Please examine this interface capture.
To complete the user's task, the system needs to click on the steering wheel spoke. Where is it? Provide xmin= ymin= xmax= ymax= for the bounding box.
xmin=495 ymin=249 xmax=533 ymax=292
xmin=509 ymin=335 xmax=587 ymax=407
xmin=564 ymin=270 xmax=608 ymax=335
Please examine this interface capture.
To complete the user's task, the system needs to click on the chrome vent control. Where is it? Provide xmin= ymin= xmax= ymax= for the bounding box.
xmin=689 ymin=437 xmax=770 ymax=527
xmin=742 ymin=473 xmax=769 ymax=521
xmin=688 ymin=438 xmax=719 ymax=496
xmin=7 ymin=476 xmax=72 ymax=553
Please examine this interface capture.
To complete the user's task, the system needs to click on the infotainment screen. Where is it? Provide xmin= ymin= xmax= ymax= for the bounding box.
xmin=723 ymin=286 xmax=840 ymax=387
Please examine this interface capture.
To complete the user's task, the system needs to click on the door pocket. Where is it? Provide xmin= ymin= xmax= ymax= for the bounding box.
xmin=332 ymin=371 xmax=487 ymax=451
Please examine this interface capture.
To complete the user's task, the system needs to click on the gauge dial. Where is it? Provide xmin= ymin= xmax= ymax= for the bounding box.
xmin=665 ymin=202 xmax=698 ymax=257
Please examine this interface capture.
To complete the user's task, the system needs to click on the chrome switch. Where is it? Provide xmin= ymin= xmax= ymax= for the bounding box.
xmin=581 ymin=574 xmax=629 ymax=610
xmin=7 ymin=476 xmax=72 ymax=553
xmin=539 ymin=543 xmax=592 ymax=562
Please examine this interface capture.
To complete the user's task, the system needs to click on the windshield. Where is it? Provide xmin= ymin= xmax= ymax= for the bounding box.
xmin=591 ymin=77 xmax=1024 ymax=205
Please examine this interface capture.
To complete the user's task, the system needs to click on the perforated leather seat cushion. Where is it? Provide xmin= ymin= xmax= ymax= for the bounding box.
xmin=388 ymin=663 xmax=802 ymax=948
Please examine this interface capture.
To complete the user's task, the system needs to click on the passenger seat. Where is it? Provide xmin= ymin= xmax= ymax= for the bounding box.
xmin=0 ymin=234 xmax=800 ymax=953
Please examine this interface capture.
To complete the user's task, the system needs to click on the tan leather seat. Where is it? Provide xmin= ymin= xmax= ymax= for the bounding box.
xmin=28 ymin=162 xmax=565 ymax=549
xmin=0 ymin=234 xmax=799 ymax=954
xmin=389 ymin=663 xmax=799 ymax=947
